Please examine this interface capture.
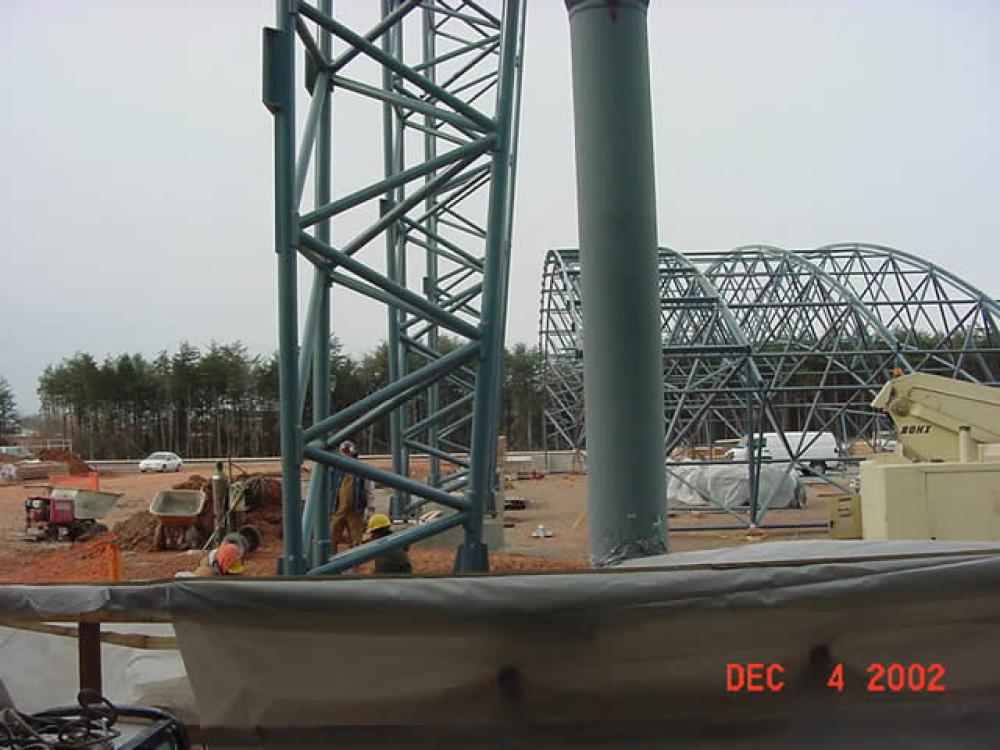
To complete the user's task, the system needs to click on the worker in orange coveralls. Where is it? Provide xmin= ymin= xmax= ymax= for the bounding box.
xmin=330 ymin=440 xmax=372 ymax=553
xmin=189 ymin=540 xmax=245 ymax=577
xmin=211 ymin=541 xmax=245 ymax=575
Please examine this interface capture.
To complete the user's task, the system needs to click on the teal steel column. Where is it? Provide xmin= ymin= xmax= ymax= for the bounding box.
xmin=565 ymin=0 xmax=667 ymax=565
xmin=488 ymin=3 xmax=526 ymax=516
xmin=310 ymin=0 xmax=334 ymax=569
xmin=456 ymin=0 xmax=524 ymax=571
xmin=744 ymin=359 xmax=760 ymax=526
xmin=393 ymin=8 xmax=412 ymax=506
xmin=422 ymin=3 xmax=442 ymax=492
xmin=270 ymin=0 xmax=305 ymax=575
xmin=383 ymin=0 xmax=406 ymax=520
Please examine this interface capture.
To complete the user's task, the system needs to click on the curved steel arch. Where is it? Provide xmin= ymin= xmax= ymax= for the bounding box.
xmin=657 ymin=247 xmax=764 ymax=450
xmin=540 ymin=246 xmax=769 ymax=457
xmin=656 ymin=247 xmax=779 ymax=521
xmin=804 ymin=243 xmax=1000 ymax=383
xmin=540 ymin=242 xmax=1000 ymax=526
xmin=716 ymin=244 xmax=910 ymax=360
xmin=814 ymin=242 xmax=1000 ymax=320
xmin=539 ymin=249 xmax=586 ymax=452
xmin=699 ymin=244 xmax=909 ymax=456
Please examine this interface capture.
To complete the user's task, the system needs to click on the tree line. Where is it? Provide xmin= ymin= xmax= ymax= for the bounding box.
xmin=29 ymin=339 xmax=545 ymax=460
xmin=15 ymin=326 xmax=998 ymax=459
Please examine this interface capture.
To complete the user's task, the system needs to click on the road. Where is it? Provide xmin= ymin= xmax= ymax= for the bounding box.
xmin=86 ymin=457 xmax=285 ymax=475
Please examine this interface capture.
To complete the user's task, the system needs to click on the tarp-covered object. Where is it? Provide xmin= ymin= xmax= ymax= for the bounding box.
xmin=666 ymin=460 xmax=805 ymax=511
xmin=2 ymin=540 xmax=1000 ymax=746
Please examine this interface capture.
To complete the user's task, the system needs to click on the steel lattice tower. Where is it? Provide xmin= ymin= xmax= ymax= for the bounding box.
xmin=265 ymin=0 xmax=525 ymax=574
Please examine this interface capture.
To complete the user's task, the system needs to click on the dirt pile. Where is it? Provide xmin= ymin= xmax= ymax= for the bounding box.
xmin=37 ymin=449 xmax=92 ymax=475
xmin=112 ymin=511 xmax=160 ymax=551
xmin=241 ymin=475 xmax=284 ymax=538
xmin=174 ymin=473 xmax=284 ymax=538
xmin=111 ymin=475 xmax=210 ymax=552
xmin=112 ymin=473 xmax=285 ymax=551
xmin=173 ymin=474 xmax=209 ymax=491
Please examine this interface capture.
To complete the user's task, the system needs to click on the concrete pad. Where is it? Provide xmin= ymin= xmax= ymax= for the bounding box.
xmin=408 ymin=512 xmax=505 ymax=552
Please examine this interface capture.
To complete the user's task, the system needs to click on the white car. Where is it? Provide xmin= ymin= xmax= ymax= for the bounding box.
xmin=139 ymin=451 xmax=183 ymax=473
xmin=0 ymin=446 xmax=33 ymax=459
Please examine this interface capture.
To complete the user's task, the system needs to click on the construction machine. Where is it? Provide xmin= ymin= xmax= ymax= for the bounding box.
xmin=24 ymin=488 xmax=123 ymax=542
xmin=860 ymin=373 xmax=1000 ymax=540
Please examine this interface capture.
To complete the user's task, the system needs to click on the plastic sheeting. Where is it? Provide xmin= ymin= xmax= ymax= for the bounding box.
xmin=2 ymin=540 xmax=1000 ymax=746
xmin=666 ymin=461 xmax=805 ymax=511
xmin=0 ymin=624 xmax=196 ymax=721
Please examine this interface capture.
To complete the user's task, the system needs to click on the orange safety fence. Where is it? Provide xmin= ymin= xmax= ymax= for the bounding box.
xmin=105 ymin=541 xmax=122 ymax=581
xmin=49 ymin=472 xmax=101 ymax=491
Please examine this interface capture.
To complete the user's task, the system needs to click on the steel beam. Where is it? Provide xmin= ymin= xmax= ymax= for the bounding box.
xmin=423 ymin=3 xmax=443 ymax=493
xmin=383 ymin=0 xmax=407 ymax=521
xmin=304 ymin=445 xmax=470 ymax=512
xmin=304 ymin=341 xmax=479 ymax=442
xmin=309 ymin=0 xmax=334 ymax=570
xmin=265 ymin=2 xmax=305 ymax=575
xmin=455 ymin=0 xmax=523 ymax=571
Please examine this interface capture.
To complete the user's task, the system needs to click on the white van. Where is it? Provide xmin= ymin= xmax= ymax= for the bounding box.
xmin=726 ymin=431 xmax=841 ymax=473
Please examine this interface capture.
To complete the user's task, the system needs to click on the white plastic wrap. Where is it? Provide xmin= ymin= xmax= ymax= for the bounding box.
xmin=0 ymin=624 xmax=196 ymax=721
xmin=666 ymin=460 xmax=804 ymax=511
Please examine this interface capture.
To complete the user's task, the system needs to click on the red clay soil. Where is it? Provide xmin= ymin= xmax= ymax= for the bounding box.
xmin=3 ymin=471 xmax=585 ymax=583
xmin=36 ymin=449 xmax=93 ymax=475
xmin=0 ymin=534 xmax=585 ymax=584
xmin=2 ymin=471 xmax=587 ymax=584
xmin=0 ymin=535 xmax=123 ymax=584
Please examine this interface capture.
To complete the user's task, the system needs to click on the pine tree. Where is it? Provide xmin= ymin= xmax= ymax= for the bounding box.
xmin=0 ymin=377 xmax=20 ymax=441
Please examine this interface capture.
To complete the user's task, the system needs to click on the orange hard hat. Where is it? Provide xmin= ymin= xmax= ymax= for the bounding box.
xmin=215 ymin=541 xmax=244 ymax=575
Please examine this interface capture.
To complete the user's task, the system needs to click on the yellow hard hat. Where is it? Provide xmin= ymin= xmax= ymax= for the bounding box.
xmin=366 ymin=513 xmax=391 ymax=534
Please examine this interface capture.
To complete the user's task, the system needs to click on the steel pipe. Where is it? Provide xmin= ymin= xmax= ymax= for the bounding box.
xmin=566 ymin=0 xmax=667 ymax=565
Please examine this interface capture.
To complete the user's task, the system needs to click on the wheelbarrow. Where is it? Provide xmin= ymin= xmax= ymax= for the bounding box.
xmin=24 ymin=488 xmax=123 ymax=542
xmin=149 ymin=489 xmax=207 ymax=551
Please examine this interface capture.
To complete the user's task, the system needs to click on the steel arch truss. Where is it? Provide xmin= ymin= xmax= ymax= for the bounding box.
xmin=802 ymin=244 xmax=1000 ymax=384
xmin=540 ymin=244 xmax=1000 ymax=525
xmin=266 ymin=0 xmax=525 ymax=574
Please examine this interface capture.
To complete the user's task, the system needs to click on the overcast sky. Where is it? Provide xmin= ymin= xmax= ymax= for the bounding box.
xmin=2 ymin=0 xmax=998 ymax=413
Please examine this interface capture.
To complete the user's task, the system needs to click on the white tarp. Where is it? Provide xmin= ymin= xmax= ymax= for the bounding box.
xmin=0 ymin=624 xmax=196 ymax=721
xmin=666 ymin=461 xmax=805 ymax=510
